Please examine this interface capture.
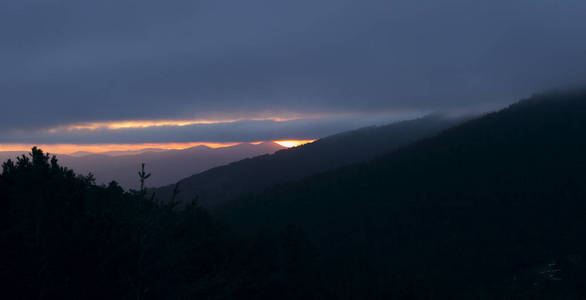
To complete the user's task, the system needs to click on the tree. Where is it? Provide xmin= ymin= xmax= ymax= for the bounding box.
xmin=138 ymin=162 xmax=151 ymax=192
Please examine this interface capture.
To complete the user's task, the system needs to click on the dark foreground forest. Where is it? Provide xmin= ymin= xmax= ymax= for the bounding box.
xmin=3 ymin=90 xmax=586 ymax=299
xmin=0 ymin=148 xmax=324 ymax=299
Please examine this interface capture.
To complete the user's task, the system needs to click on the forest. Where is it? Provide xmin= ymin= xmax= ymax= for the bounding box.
xmin=2 ymin=90 xmax=586 ymax=299
xmin=0 ymin=147 xmax=327 ymax=299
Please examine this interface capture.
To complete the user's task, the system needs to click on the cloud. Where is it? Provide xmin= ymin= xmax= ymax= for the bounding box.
xmin=0 ymin=112 xmax=422 ymax=144
xmin=1 ymin=0 xmax=586 ymax=141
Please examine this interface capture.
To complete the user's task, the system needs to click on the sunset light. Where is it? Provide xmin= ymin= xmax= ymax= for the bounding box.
xmin=273 ymin=140 xmax=315 ymax=148
xmin=0 ymin=142 xmax=241 ymax=154
xmin=49 ymin=115 xmax=326 ymax=132
xmin=0 ymin=140 xmax=315 ymax=154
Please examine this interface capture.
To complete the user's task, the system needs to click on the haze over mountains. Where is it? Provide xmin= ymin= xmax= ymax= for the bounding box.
xmin=154 ymin=115 xmax=468 ymax=207
xmin=0 ymin=142 xmax=284 ymax=189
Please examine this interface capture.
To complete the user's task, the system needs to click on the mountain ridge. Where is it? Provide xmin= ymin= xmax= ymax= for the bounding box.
xmin=153 ymin=115 xmax=468 ymax=207
xmin=216 ymin=89 xmax=586 ymax=297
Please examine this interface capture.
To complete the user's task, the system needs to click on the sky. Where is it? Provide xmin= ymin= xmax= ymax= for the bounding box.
xmin=1 ymin=0 xmax=586 ymax=152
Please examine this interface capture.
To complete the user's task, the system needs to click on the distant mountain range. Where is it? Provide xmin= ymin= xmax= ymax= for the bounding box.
xmin=153 ymin=115 xmax=468 ymax=206
xmin=68 ymin=148 xmax=169 ymax=157
xmin=0 ymin=142 xmax=284 ymax=189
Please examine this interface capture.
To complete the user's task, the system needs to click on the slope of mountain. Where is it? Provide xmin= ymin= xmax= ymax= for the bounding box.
xmin=219 ymin=90 xmax=586 ymax=298
xmin=0 ymin=142 xmax=283 ymax=189
xmin=154 ymin=115 xmax=467 ymax=206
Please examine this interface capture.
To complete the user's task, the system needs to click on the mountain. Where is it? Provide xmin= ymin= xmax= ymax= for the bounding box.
xmin=153 ymin=115 xmax=467 ymax=207
xmin=99 ymin=148 xmax=167 ymax=156
xmin=5 ymin=90 xmax=586 ymax=299
xmin=0 ymin=142 xmax=284 ymax=190
xmin=66 ymin=151 xmax=96 ymax=157
xmin=218 ymin=90 xmax=586 ymax=298
xmin=0 ymin=152 xmax=27 ymax=164
xmin=67 ymin=148 xmax=167 ymax=157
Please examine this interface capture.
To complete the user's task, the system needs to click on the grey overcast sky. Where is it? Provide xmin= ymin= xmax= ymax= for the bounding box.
xmin=1 ymin=0 xmax=586 ymax=146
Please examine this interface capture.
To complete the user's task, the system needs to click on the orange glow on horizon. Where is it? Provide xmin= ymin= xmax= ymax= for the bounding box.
xmin=0 ymin=142 xmax=241 ymax=155
xmin=0 ymin=140 xmax=316 ymax=155
xmin=273 ymin=140 xmax=315 ymax=148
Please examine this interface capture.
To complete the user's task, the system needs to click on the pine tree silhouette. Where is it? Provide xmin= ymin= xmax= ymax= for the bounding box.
xmin=138 ymin=162 xmax=151 ymax=192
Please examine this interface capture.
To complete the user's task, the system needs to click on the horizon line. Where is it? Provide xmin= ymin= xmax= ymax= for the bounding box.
xmin=0 ymin=140 xmax=316 ymax=155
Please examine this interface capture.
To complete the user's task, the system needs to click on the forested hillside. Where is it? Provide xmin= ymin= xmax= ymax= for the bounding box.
xmin=220 ymin=90 xmax=586 ymax=298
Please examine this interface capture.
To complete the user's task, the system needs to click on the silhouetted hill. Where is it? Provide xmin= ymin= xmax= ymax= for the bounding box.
xmin=5 ymin=90 xmax=586 ymax=299
xmin=219 ymin=90 xmax=586 ymax=298
xmin=154 ymin=115 xmax=466 ymax=207
xmin=0 ymin=142 xmax=284 ymax=190
xmin=1 ymin=147 xmax=321 ymax=299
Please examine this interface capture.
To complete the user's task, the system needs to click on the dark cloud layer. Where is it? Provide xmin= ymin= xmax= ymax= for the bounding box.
xmin=1 ymin=0 xmax=586 ymax=142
